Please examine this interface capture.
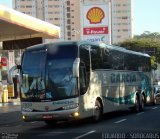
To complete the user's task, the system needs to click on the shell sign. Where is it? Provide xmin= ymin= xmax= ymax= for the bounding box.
xmin=82 ymin=4 xmax=110 ymax=44
xmin=83 ymin=4 xmax=109 ymax=27
xmin=87 ymin=7 xmax=105 ymax=24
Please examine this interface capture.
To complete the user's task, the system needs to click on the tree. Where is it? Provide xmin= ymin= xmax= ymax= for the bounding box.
xmin=119 ymin=32 xmax=160 ymax=70
xmin=151 ymin=56 xmax=157 ymax=70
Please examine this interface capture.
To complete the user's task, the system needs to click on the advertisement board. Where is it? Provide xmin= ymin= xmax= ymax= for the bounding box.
xmin=1 ymin=57 xmax=7 ymax=70
xmin=82 ymin=4 xmax=110 ymax=44
xmin=83 ymin=4 xmax=109 ymax=27
xmin=83 ymin=35 xmax=108 ymax=44
xmin=8 ymin=51 xmax=15 ymax=70
xmin=83 ymin=27 xmax=108 ymax=35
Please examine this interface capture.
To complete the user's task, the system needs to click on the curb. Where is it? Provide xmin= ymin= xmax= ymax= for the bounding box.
xmin=0 ymin=102 xmax=21 ymax=107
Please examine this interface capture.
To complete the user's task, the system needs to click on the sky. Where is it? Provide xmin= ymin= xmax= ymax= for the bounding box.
xmin=0 ymin=0 xmax=159 ymax=35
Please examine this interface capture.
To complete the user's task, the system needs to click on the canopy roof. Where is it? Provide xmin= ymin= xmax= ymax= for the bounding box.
xmin=0 ymin=5 xmax=60 ymax=42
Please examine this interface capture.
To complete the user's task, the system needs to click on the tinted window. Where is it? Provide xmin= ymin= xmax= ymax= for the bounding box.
xmin=90 ymin=45 xmax=103 ymax=70
xmin=79 ymin=45 xmax=90 ymax=73
xmin=47 ymin=44 xmax=78 ymax=59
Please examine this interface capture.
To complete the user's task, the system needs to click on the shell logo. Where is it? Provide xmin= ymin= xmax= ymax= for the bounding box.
xmin=86 ymin=7 xmax=105 ymax=24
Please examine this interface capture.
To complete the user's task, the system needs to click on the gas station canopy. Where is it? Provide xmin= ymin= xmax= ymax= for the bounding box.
xmin=0 ymin=4 xmax=60 ymax=42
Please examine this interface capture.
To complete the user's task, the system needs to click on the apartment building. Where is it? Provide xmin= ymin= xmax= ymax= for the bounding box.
xmin=13 ymin=0 xmax=80 ymax=41
xmin=111 ymin=0 xmax=133 ymax=44
xmin=13 ymin=0 xmax=133 ymax=44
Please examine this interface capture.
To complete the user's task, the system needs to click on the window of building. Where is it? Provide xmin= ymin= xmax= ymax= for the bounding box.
xmin=67 ymin=7 xmax=70 ymax=12
xmin=54 ymin=5 xmax=59 ymax=8
xmin=67 ymin=19 xmax=71 ymax=24
xmin=67 ymin=1 xmax=70 ymax=5
xmin=114 ymin=4 xmax=121 ymax=7
xmin=122 ymin=16 xmax=128 ymax=19
xmin=48 ymin=12 xmax=53 ymax=14
xmin=67 ymin=13 xmax=70 ymax=18
xmin=67 ymin=25 xmax=71 ymax=30
xmin=67 ymin=32 xmax=71 ymax=36
xmin=48 ymin=5 xmax=53 ymax=8
xmin=123 ymin=29 xmax=128 ymax=32
xmin=26 ymin=5 xmax=32 ymax=8
xmin=20 ymin=5 xmax=25 ymax=8
xmin=122 ymin=23 xmax=128 ymax=25
xmin=54 ymin=18 xmax=60 ymax=20
xmin=54 ymin=11 xmax=60 ymax=14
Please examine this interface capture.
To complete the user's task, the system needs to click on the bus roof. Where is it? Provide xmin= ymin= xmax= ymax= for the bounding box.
xmin=25 ymin=41 xmax=150 ymax=58
xmin=101 ymin=44 xmax=150 ymax=58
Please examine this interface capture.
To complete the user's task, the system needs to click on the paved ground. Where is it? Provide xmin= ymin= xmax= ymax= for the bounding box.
xmin=0 ymin=104 xmax=160 ymax=139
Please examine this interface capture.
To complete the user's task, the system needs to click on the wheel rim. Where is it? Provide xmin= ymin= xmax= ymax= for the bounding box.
xmin=141 ymin=95 xmax=145 ymax=109
xmin=154 ymin=98 xmax=157 ymax=104
xmin=135 ymin=96 xmax=140 ymax=112
xmin=94 ymin=105 xmax=100 ymax=120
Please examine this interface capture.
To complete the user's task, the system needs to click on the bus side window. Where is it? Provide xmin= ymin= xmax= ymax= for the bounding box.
xmin=79 ymin=62 xmax=87 ymax=95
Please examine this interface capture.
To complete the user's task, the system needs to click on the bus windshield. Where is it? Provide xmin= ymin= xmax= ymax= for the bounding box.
xmin=21 ymin=44 xmax=78 ymax=101
xmin=21 ymin=50 xmax=47 ymax=101
xmin=47 ymin=59 xmax=77 ymax=100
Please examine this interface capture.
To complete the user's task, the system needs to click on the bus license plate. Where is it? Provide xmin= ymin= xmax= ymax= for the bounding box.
xmin=43 ymin=115 xmax=53 ymax=119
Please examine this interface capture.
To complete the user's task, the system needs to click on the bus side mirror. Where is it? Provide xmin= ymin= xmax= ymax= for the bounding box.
xmin=73 ymin=58 xmax=80 ymax=78
xmin=8 ymin=65 xmax=21 ymax=84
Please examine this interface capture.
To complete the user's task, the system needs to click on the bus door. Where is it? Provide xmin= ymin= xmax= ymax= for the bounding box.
xmin=79 ymin=62 xmax=93 ymax=115
xmin=79 ymin=62 xmax=87 ymax=95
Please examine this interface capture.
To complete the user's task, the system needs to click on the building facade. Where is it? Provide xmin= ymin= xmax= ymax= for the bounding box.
xmin=13 ymin=0 xmax=133 ymax=44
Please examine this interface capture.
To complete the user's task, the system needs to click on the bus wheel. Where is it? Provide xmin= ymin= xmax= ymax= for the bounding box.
xmin=140 ymin=95 xmax=145 ymax=111
xmin=154 ymin=98 xmax=157 ymax=105
xmin=45 ymin=120 xmax=57 ymax=126
xmin=93 ymin=100 xmax=102 ymax=121
xmin=134 ymin=95 xmax=140 ymax=112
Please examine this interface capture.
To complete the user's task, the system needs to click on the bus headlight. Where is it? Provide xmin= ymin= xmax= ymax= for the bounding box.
xmin=22 ymin=115 xmax=26 ymax=120
xmin=73 ymin=112 xmax=80 ymax=117
xmin=62 ymin=103 xmax=79 ymax=110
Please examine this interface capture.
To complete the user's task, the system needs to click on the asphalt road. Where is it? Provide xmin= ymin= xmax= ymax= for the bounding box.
xmin=0 ymin=105 xmax=160 ymax=139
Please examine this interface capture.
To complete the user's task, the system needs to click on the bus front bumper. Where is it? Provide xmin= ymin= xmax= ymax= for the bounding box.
xmin=22 ymin=109 xmax=80 ymax=122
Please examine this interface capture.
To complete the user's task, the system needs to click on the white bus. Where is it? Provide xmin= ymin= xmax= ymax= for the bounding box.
xmin=15 ymin=41 xmax=154 ymax=125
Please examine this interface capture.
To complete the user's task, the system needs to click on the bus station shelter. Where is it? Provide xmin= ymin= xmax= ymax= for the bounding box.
xmin=0 ymin=4 xmax=60 ymax=49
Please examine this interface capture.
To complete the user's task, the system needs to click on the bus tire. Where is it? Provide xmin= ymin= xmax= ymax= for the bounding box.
xmin=93 ymin=100 xmax=102 ymax=122
xmin=154 ymin=98 xmax=157 ymax=105
xmin=134 ymin=95 xmax=140 ymax=112
xmin=45 ymin=120 xmax=57 ymax=126
xmin=140 ymin=94 xmax=145 ymax=111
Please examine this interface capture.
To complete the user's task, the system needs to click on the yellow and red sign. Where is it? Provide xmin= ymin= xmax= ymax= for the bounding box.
xmin=1 ymin=57 xmax=7 ymax=70
xmin=1 ymin=57 xmax=7 ymax=67
xmin=86 ymin=7 xmax=105 ymax=24
xmin=83 ymin=27 xmax=108 ymax=35
xmin=82 ymin=4 xmax=110 ymax=44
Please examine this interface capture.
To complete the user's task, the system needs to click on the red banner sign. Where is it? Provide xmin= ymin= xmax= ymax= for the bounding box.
xmin=83 ymin=27 xmax=108 ymax=35
xmin=1 ymin=57 xmax=7 ymax=67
